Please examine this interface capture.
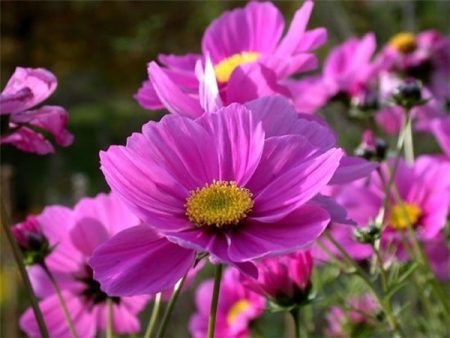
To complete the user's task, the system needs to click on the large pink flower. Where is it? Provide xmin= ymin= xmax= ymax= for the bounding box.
xmin=90 ymin=96 xmax=368 ymax=297
xmin=135 ymin=1 xmax=326 ymax=116
xmin=189 ymin=267 xmax=265 ymax=338
xmin=0 ymin=67 xmax=73 ymax=154
xmin=19 ymin=193 xmax=149 ymax=337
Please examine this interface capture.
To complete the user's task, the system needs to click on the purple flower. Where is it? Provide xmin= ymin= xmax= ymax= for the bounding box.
xmin=241 ymin=250 xmax=313 ymax=307
xmin=90 ymin=96 xmax=366 ymax=296
xmin=0 ymin=67 xmax=74 ymax=155
xmin=20 ymin=193 xmax=149 ymax=337
xmin=325 ymin=294 xmax=380 ymax=338
xmin=315 ymin=156 xmax=450 ymax=265
xmin=290 ymin=33 xmax=383 ymax=113
xmin=189 ymin=267 xmax=265 ymax=338
xmin=135 ymin=1 xmax=327 ymax=116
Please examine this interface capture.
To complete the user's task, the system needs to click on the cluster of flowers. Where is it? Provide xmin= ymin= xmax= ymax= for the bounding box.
xmin=2 ymin=1 xmax=449 ymax=337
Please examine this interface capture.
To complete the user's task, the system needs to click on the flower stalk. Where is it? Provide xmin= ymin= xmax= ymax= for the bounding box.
xmin=144 ymin=292 xmax=162 ymax=338
xmin=207 ymin=264 xmax=223 ymax=338
xmin=0 ymin=197 xmax=49 ymax=338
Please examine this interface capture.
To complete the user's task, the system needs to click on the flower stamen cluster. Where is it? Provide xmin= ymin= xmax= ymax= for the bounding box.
xmin=389 ymin=203 xmax=422 ymax=230
xmin=186 ymin=180 xmax=253 ymax=228
xmin=389 ymin=32 xmax=417 ymax=54
xmin=214 ymin=52 xmax=260 ymax=83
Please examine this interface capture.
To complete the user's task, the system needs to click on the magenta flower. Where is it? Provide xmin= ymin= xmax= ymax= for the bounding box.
xmin=325 ymin=294 xmax=380 ymax=338
xmin=90 ymin=96 xmax=367 ymax=296
xmin=429 ymin=116 xmax=450 ymax=158
xmin=20 ymin=193 xmax=149 ymax=337
xmin=135 ymin=1 xmax=326 ymax=116
xmin=189 ymin=267 xmax=265 ymax=338
xmin=380 ymin=30 xmax=450 ymax=98
xmin=241 ymin=250 xmax=313 ymax=307
xmin=0 ymin=67 xmax=74 ymax=155
xmin=317 ymin=156 xmax=450 ymax=265
xmin=290 ymin=33 xmax=383 ymax=113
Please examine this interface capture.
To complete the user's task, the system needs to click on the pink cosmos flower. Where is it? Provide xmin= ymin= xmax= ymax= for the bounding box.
xmin=89 ymin=96 xmax=378 ymax=297
xmin=189 ymin=267 xmax=265 ymax=338
xmin=325 ymin=294 xmax=380 ymax=338
xmin=380 ymin=30 xmax=450 ymax=98
xmin=0 ymin=67 xmax=74 ymax=154
xmin=241 ymin=250 xmax=313 ymax=307
xmin=135 ymin=1 xmax=327 ymax=116
xmin=429 ymin=116 xmax=450 ymax=158
xmin=20 ymin=193 xmax=149 ymax=337
xmin=289 ymin=33 xmax=383 ymax=113
xmin=315 ymin=156 xmax=450 ymax=272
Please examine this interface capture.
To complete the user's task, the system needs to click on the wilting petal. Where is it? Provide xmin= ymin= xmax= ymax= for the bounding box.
xmin=11 ymin=106 xmax=74 ymax=147
xmin=89 ymin=225 xmax=196 ymax=296
xmin=0 ymin=127 xmax=54 ymax=154
xmin=0 ymin=67 xmax=57 ymax=114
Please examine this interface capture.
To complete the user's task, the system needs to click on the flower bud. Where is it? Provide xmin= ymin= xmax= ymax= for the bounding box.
xmin=354 ymin=224 xmax=381 ymax=245
xmin=11 ymin=216 xmax=51 ymax=265
xmin=392 ymin=79 xmax=425 ymax=109
xmin=354 ymin=130 xmax=387 ymax=161
xmin=241 ymin=251 xmax=313 ymax=309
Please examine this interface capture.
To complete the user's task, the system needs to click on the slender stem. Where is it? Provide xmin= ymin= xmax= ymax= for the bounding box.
xmin=156 ymin=275 xmax=187 ymax=338
xmin=0 ymin=198 xmax=49 ymax=337
xmin=207 ymin=264 xmax=223 ymax=338
xmin=144 ymin=293 xmax=163 ymax=338
xmin=41 ymin=263 xmax=78 ymax=338
xmin=324 ymin=232 xmax=404 ymax=337
xmin=372 ymin=243 xmax=388 ymax=291
xmin=403 ymin=116 xmax=414 ymax=164
xmin=290 ymin=308 xmax=301 ymax=338
xmin=107 ymin=298 xmax=114 ymax=338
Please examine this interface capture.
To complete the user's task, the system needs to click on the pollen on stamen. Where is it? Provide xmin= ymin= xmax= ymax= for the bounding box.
xmin=185 ymin=180 xmax=254 ymax=228
xmin=389 ymin=32 xmax=417 ymax=54
xmin=214 ymin=52 xmax=260 ymax=83
xmin=389 ymin=203 xmax=422 ymax=230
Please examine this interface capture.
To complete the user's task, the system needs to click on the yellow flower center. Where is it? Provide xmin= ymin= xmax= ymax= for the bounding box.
xmin=185 ymin=180 xmax=253 ymax=228
xmin=214 ymin=52 xmax=260 ymax=83
xmin=227 ymin=300 xmax=251 ymax=325
xmin=389 ymin=32 xmax=417 ymax=54
xmin=389 ymin=203 xmax=422 ymax=230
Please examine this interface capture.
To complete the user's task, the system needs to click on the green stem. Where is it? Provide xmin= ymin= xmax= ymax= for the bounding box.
xmin=0 ymin=198 xmax=49 ymax=337
xmin=324 ymin=232 xmax=404 ymax=337
xmin=107 ymin=298 xmax=114 ymax=338
xmin=207 ymin=264 xmax=223 ymax=338
xmin=156 ymin=275 xmax=187 ymax=338
xmin=41 ymin=263 xmax=79 ymax=338
xmin=144 ymin=292 xmax=163 ymax=338
xmin=403 ymin=116 xmax=414 ymax=164
xmin=290 ymin=308 xmax=301 ymax=338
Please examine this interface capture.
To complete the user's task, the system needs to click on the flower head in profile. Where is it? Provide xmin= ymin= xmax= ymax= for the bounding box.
xmin=20 ymin=193 xmax=149 ymax=337
xmin=241 ymin=250 xmax=313 ymax=308
xmin=325 ymin=294 xmax=380 ymax=338
xmin=12 ymin=216 xmax=51 ymax=266
xmin=89 ymin=96 xmax=373 ymax=297
xmin=135 ymin=1 xmax=327 ymax=117
xmin=0 ymin=67 xmax=74 ymax=154
xmin=189 ymin=267 xmax=265 ymax=338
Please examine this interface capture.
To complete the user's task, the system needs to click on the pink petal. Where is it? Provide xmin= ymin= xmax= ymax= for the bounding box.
xmin=251 ymin=148 xmax=343 ymax=222
xmin=148 ymin=62 xmax=202 ymax=117
xmin=228 ymin=204 xmax=330 ymax=261
xmin=20 ymin=292 xmax=96 ymax=338
xmin=198 ymin=103 xmax=265 ymax=185
xmin=1 ymin=67 xmax=57 ymax=114
xmin=275 ymin=1 xmax=314 ymax=56
xmin=196 ymin=56 xmax=223 ymax=113
xmin=202 ymin=2 xmax=284 ymax=63
xmin=11 ymin=106 xmax=74 ymax=147
xmin=329 ymin=156 xmax=378 ymax=184
xmin=134 ymin=80 xmax=164 ymax=110
xmin=89 ymin=225 xmax=196 ymax=296
xmin=0 ymin=127 xmax=54 ymax=154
